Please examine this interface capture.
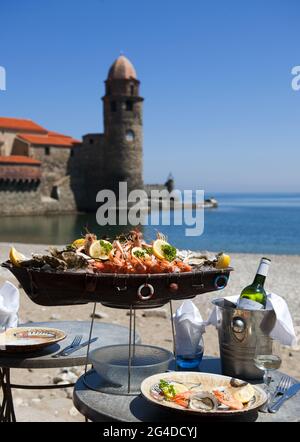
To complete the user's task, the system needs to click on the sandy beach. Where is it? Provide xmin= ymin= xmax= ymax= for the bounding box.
xmin=0 ymin=243 xmax=299 ymax=422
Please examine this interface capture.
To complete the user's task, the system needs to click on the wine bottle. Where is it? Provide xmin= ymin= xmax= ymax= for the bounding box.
xmin=237 ymin=257 xmax=271 ymax=310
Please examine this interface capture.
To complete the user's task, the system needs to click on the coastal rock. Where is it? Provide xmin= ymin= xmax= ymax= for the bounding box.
xmin=90 ymin=310 xmax=109 ymax=320
xmin=50 ymin=313 xmax=61 ymax=320
xmin=69 ymin=406 xmax=79 ymax=417
xmin=30 ymin=398 xmax=41 ymax=405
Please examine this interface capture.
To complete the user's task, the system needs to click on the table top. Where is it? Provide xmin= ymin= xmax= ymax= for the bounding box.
xmin=0 ymin=321 xmax=140 ymax=369
xmin=73 ymin=357 xmax=300 ymax=422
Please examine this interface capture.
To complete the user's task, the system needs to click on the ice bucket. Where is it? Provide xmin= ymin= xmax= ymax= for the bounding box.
xmin=212 ymin=298 xmax=276 ymax=380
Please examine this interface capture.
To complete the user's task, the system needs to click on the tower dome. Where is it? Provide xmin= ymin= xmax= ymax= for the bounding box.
xmin=107 ymin=55 xmax=137 ymax=80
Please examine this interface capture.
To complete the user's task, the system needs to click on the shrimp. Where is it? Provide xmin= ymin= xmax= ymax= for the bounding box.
xmin=175 ymin=260 xmax=192 ymax=273
xmin=213 ymin=389 xmax=244 ymax=410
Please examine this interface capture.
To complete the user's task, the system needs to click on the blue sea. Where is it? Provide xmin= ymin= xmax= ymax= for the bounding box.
xmin=1 ymin=193 xmax=300 ymax=255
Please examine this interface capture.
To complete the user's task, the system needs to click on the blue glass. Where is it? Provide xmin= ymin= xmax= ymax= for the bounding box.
xmin=176 ymin=348 xmax=204 ymax=370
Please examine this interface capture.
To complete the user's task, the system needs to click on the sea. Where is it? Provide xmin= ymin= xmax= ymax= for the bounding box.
xmin=1 ymin=193 xmax=300 ymax=255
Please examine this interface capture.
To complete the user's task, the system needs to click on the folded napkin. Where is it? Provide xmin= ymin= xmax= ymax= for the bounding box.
xmin=174 ymin=300 xmax=205 ymax=356
xmin=0 ymin=281 xmax=19 ymax=331
xmin=207 ymin=293 xmax=296 ymax=347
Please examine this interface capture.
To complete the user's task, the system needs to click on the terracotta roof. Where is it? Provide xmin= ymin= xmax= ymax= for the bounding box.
xmin=47 ymin=131 xmax=72 ymax=138
xmin=0 ymin=155 xmax=41 ymax=165
xmin=0 ymin=117 xmax=47 ymax=134
xmin=17 ymin=134 xmax=80 ymax=147
xmin=108 ymin=55 xmax=137 ymax=80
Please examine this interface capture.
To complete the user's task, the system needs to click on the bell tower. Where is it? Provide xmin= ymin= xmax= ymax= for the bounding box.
xmin=102 ymin=55 xmax=144 ymax=199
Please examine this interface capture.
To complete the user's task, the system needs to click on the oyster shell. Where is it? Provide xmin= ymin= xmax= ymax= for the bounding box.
xmin=230 ymin=378 xmax=248 ymax=388
xmin=189 ymin=392 xmax=218 ymax=411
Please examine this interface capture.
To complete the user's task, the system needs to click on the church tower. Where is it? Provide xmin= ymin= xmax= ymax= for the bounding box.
xmin=102 ymin=55 xmax=144 ymax=199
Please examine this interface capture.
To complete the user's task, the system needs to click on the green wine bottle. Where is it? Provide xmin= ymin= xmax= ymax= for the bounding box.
xmin=237 ymin=257 xmax=271 ymax=310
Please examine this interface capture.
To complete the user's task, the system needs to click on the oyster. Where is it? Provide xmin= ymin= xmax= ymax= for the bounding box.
xmin=189 ymin=392 xmax=218 ymax=411
xmin=61 ymin=252 xmax=88 ymax=269
xmin=230 ymin=378 xmax=248 ymax=388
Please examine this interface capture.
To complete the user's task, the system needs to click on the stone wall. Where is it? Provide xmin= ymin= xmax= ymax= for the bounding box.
xmin=69 ymin=135 xmax=105 ymax=212
xmin=29 ymin=146 xmax=72 ymax=197
xmin=0 ymin=131 xmax=17 ymax=156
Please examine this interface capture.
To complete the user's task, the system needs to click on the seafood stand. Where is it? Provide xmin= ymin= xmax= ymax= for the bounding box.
xmin=2 ymin=231 xmax=233 ymax=397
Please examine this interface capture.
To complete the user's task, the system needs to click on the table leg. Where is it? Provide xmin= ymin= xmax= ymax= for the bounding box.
xmin=0 ymin=368 xmax=16 ymax=422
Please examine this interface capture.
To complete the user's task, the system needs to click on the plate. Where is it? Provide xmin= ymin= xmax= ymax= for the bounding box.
xmin=0 ymin=327 xmax=66 ymax=353
xmin=141 ymin=372 xmax=267 ymax=416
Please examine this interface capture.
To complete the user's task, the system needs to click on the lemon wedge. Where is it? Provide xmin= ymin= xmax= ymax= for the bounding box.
xmin=89 ymin=240 xmax=112 ymax=260
xmin=9 ymin=247 xmax=27 ymax=267
xmin=71 ymin=238 xmax=85 ymax=249
xmin=216 ymin=253 xmax=231 ymax=269
xmin=131 ymin=247 xmax=150 ymax=260
xmin=153 ymin=239 xmax=177 ymax=261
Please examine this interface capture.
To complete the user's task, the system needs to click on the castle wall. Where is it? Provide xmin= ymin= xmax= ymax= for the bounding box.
xmin=29 ymin=146 xmax=72 ymax=196
xmin=69 ymin=135 xmax=105 ymax=211
xmin=0 ymin=131 xmax=17 ymax=156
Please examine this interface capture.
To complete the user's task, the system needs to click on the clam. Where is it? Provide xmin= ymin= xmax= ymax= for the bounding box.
xmin=189 ymin=392 xmax=218 ymax=411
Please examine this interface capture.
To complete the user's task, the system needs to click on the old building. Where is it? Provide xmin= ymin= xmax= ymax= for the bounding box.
xmin=71 ymin=55 xmax=144 ymax=211
xmin=0 ymin=55 xmax=166 ymax=216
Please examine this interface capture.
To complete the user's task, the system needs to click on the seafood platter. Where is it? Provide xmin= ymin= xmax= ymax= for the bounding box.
xmin=2 ymin=230 xmax=233 ymax=309
xmin=141 ymin=372 xmax=267 ymax=416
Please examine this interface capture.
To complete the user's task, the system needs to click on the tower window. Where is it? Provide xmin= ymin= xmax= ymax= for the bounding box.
xmin=126 ymin=101 xmax=133 ymax=111
xmin=125 ymin=130 xmax=135 ymax=142
xmin=89 ymin=138 xmax=94 ymax=144
xmin=45 ymin=147 xmax=50 ymax=156
xmin=107 ymin=85 xmax=111 ymax=95
xmin=130 ymin=84 xmax=135 ymax=96
xmin=110 ymin=101 xmax=117 ymax=112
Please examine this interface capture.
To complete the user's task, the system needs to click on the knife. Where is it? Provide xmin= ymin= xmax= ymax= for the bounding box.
xmin=60 ymin=337 xmax=98 ymax=356
xmin=268 ymin=382 xmax=300 ymax=413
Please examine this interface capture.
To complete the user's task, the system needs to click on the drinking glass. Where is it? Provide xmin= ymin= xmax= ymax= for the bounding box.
xmin=253 ymin=338 xmax=282 ymax=411
xmin=176 ymin=336 xmax=204 ymax=370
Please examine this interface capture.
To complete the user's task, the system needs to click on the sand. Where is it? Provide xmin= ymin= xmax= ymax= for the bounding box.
xmin=0 ymin=243 xmax=299 ymax=422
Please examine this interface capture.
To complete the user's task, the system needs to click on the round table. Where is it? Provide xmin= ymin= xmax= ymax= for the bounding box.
xmin=0 ymin=321 xmax=140 ymax=422
xmin=73 ymin=357 xmax=300 ymax=422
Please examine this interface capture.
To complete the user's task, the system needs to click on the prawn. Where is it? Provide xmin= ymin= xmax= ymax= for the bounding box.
xmin=213 ymin=389 xmax=244 ymax=410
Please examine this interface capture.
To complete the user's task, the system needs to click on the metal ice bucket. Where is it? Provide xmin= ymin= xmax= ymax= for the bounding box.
xmin=212 ymin=298 xmax=276 ymax=380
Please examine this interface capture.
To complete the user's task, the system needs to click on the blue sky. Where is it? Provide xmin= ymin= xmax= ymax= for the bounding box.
xmin=0 ymin=0 xmax=299 ymax=192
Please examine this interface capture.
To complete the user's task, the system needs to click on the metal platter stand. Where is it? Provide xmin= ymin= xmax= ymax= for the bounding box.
xmin=2 ymin=262 xmax=233 ymax=395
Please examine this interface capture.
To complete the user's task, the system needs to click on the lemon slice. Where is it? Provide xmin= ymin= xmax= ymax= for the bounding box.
xmin=216 ymin=253 xmax=231 ymax=269
xmin=231 ymin=384 xmax=255 ymax=404
xmin=9 ymin=247 xmax=27 ymax=267
xmin=89 ymin=240 xmax=112 ymax=260
xmin=71 ymin=238 xmax=85 ymax=249
xmin=131 ymin=247 xmax=150 ymax=260
xmin=152 ymin=239 xmax=177 ymax=262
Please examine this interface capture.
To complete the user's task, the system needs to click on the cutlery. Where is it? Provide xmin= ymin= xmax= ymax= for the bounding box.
xmin=52 ymin=334 xmax=83 ymax=358
xmin=268 ymin=375 xmax=292 ymax=406
xmin=59 ymin=337 xmax=98 ymax=356
xmin=268 ymin=382 xmax=300 ymax=413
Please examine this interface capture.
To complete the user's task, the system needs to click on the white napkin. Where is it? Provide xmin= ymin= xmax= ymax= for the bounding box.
xmin=0 ymin=281 xmax=20 ymax=330
xmin=207 ymin=293 xmax=296 ymax=347
xmin=174 ymin=300 xmax=205 ymax=356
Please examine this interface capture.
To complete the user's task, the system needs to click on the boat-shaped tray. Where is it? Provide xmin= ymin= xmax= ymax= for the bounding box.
xmin=2 ymin=262 xmax=233 ymax=309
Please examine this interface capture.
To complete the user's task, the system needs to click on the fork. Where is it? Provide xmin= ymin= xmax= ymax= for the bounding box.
xmin=268 ymin=375 xmax=293 ymax=407
xmin=52 ymin=335 xmax=83 ymax=358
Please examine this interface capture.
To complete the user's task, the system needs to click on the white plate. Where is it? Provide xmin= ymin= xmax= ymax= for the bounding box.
xmin=141 ymin=371 xmax=267 ymax=416
xmin=0 ymin=327 xmax=66 ymax=353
